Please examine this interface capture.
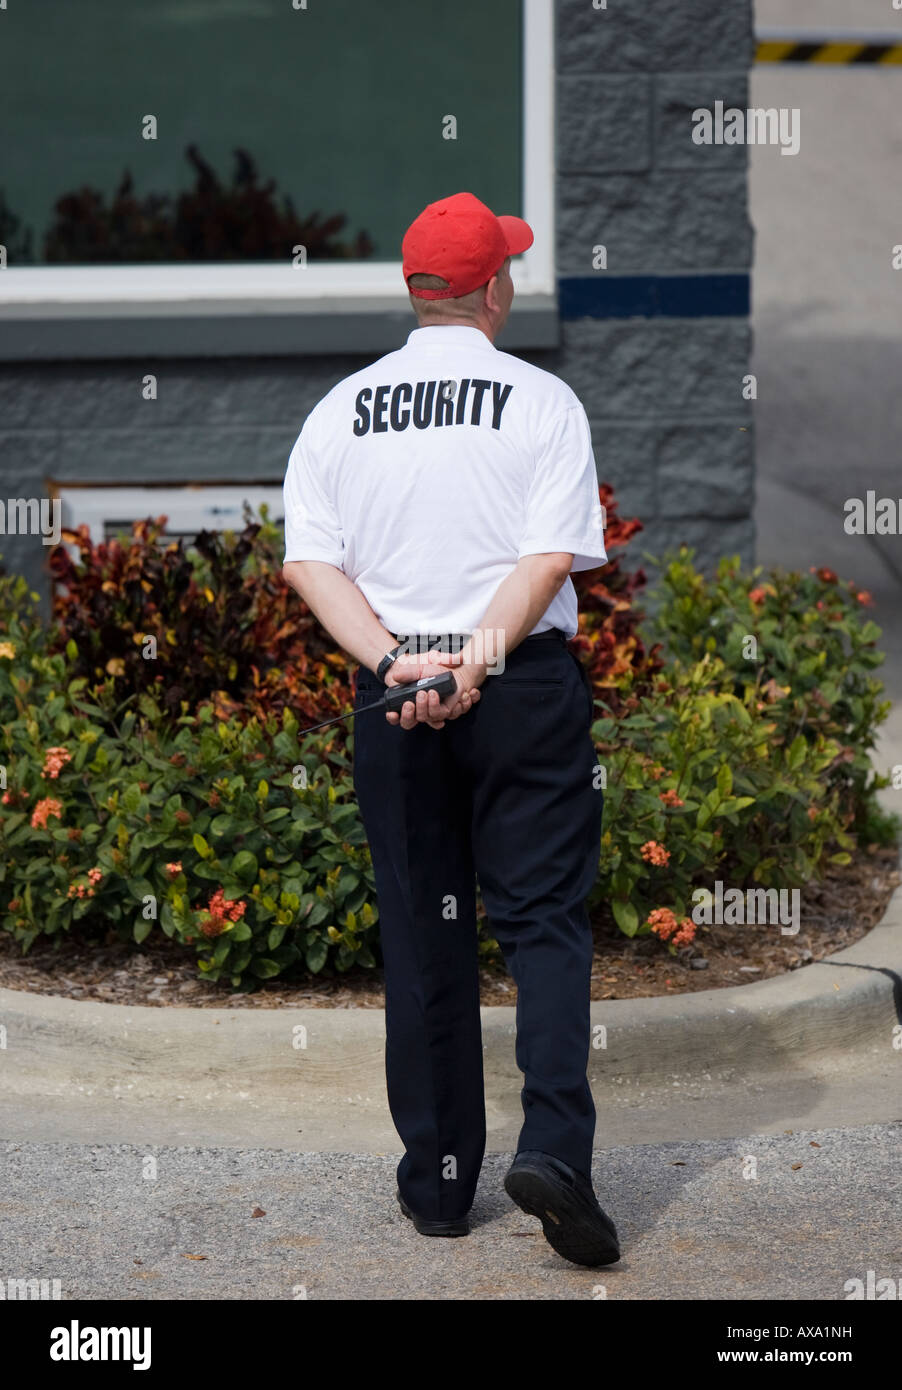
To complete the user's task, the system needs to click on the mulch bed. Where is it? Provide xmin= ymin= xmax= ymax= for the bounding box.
xmin=0 ymin=845 xmax=897 ymax=1009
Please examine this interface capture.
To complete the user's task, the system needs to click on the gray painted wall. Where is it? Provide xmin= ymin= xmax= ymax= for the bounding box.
xmin=0 ymin=0 xmax=755 ymax=596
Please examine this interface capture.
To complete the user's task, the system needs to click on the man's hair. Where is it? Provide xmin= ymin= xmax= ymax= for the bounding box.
xmin=407 ymin=273 xmax=453 ymax=293
xmin=407 ymin=270 xmax=498 ymax=322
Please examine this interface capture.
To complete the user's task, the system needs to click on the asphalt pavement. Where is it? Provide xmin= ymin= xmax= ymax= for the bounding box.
xmin=1 ymin=1126 xmax=900 ymax=1300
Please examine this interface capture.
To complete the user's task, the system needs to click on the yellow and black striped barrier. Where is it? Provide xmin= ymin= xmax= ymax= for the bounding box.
xmin=756 ymin=34 xmax=902 ymax=65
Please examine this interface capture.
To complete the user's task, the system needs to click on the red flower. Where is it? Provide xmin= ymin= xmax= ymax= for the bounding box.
xmin=640 ymin=840 xmax=670 ymax=867
xmin=672 ymin=919 xmax=697 ymax=948
xmin=195 ymin=887 xmax=247 ymax=940
xmin=42 ymin=746 xmax=72 ymax=779
xmin=647 ymin=908 xmax=677 ymax=939
xmin=31 ymin=797 xmax=63 ymax=830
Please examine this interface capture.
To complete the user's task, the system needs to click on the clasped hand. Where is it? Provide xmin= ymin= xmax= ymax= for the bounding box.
xmin=383 ymin=650 xmax=486 ymax=731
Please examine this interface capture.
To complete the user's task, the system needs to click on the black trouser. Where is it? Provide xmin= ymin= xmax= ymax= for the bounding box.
xmin=352 ymin=630 xmax=603 ymax=1222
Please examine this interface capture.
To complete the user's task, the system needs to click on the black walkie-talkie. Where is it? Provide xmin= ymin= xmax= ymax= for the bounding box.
xmin=382 ymin=670 xmax=457 ymax=713
xmin=298 ymin=671 xmax=458 ymax=736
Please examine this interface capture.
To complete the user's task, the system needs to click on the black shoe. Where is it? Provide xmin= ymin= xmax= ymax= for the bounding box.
xmin=397 ymin=1189 xmax=470 ymax=1237
xmin=503 ymin=1151 xmax=620 ymax=1267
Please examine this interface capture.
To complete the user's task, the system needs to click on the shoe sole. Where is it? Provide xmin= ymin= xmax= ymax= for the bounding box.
xmin=504 ymin=1163 xmax=620 ymax=1267
xmin=398 ymin=1193 xmax=469 ymax=1237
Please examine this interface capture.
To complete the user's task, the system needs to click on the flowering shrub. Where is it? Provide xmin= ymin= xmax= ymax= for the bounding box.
xmin=0 ymin=638 xmax=376 ymax=983
xmin=589 ymin=653 xmax=864 ymax=948
xmin=646 ymin=550 xmax=894 ymax=842
xmin=0 ymin=526 xmax=895 ymax=982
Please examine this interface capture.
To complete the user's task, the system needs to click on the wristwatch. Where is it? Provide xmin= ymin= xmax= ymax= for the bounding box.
xmin=376 ymin=645 xmax=402 ymax=683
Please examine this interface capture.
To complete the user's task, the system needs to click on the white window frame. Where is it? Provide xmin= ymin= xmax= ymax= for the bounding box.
xmin=0 ymin=0 xmax=553 ymax=316
xmin=56 ymin=484 xmax=284 ymax=547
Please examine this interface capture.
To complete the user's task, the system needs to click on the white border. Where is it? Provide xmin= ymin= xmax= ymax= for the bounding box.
xmin=0 ymin=0 xmax=554 ymax=311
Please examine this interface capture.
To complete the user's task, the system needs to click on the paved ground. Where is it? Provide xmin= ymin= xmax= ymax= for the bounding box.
xmin=1 ymin=1126 xmax=899 ymax=1300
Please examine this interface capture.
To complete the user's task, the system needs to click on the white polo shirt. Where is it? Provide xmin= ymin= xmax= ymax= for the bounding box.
xmin=282 ymin=324 xmax=606 ymax=640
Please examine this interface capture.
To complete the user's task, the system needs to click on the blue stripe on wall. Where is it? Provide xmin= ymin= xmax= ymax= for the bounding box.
xmin=558 ymin=274 xmax=750 ymax=319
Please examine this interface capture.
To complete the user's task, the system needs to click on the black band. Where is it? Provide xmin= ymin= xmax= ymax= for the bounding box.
xmin=375 ymin=646 xmax=401 ymax=683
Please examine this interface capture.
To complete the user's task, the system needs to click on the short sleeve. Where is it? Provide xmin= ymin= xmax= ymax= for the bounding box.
xmin=518 ymin=405 xmax=607 ymax=572
xmin=282 ymin=427 xmax=344 ymax=567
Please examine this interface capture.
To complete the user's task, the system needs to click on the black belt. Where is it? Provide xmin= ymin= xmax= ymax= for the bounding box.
xmin=391 ymin=628 xmax=567 ymax=652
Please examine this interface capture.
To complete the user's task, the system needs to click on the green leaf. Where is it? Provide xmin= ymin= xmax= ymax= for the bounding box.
xmin=716 ymin=763 xmax=733 ymax=798
xmin=786 ymin=736 xmax=807 ymax=770
xmin=193 ymin=832 xmax=212 ymax=859
xmin=213 ymin=936 xmax=232 ymax=965
xmin=612 ymin=900 xmax=639 ymax=936
xmin=230 ymin=849 xmax=259 ymax=885
xmin=696 ymin=788 xmax=721 ymax=831
xmin=305 ymin=939 xmax=328 ymax=973
xmin=160 ymin=901 xmax=176 ymax=938
xmin=268 ymin=923 xmax=288 ymax=951
xmin=127 ymin=877 xmax=155 ymax=903
xmin=306 ymin=898 xmax=330 ymax=927
xmin=133 ymin=918 xmax=154 ymax=944
xmin=714 ymin=796 xmax=756 ymax=817
xmin=251 ymin=957 xmax=281 ymax=978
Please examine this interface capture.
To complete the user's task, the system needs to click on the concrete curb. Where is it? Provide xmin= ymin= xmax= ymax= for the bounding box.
xmin=1 ymin=883 xmax=900 ymax=1102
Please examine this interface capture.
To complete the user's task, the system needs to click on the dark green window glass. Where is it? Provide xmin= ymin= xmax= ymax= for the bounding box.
xmin=0 ymin=0 xmax=523 ymax=265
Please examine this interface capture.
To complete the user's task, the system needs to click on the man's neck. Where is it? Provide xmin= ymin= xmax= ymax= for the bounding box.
xmin=415 ymin=317 xmax=496 ymax=343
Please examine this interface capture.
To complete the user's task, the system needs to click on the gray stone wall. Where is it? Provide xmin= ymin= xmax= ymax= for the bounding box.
xmin=551 ymin=0 xmax=756 ymax=573
xmin=0 ymin=0 xmax=755 ymax=597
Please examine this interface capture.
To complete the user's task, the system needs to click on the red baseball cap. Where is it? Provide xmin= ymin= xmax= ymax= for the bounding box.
xmin=402 ymin=192 xmax=534 ymax=300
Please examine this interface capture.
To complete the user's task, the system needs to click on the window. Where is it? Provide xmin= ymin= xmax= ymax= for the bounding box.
xmin=0 ymin=0 xmax=553 ymax=340
xmin=55 ymin=484 xmax=284 ymax=548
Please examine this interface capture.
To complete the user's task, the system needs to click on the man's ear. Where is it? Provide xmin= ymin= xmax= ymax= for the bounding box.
xmin=484 ymin=274 xmax=501 ymax=314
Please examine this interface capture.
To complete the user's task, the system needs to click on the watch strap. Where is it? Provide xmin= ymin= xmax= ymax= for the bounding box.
xmin=376 ymin=646 xmax=401 ymax=683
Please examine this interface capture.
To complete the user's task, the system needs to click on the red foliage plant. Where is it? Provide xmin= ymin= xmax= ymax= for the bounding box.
xmin=570 ymin=484 xmax=663 ymax=713
xmin=47 ymin=485 xmax=656 ymax=730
